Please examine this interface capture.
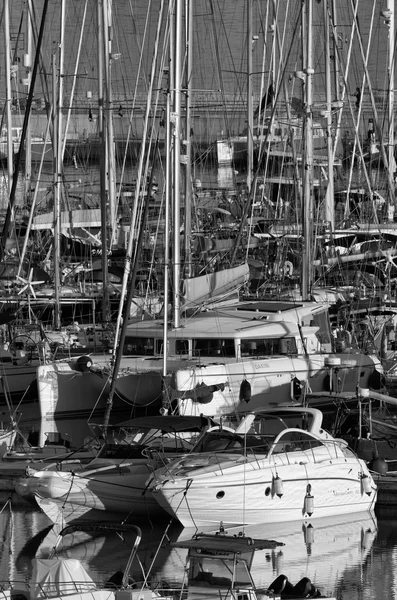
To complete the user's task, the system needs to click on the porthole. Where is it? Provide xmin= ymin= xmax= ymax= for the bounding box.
xmin=265 ymin=487 xmax=271 ymax=496
xmin=216 ymin=491 xmax=225 ymax=499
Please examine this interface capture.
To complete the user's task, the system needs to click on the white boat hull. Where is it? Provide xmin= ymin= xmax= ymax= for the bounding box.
xmin=36 ymin=350 xmax=382 ymax=427
xmin=151 ymin=456 xmax=377 ymax=528
xmin=17 ymin=459 xmax=162 ymax=517
xmin=172 ymin=352 xmax=381 ymax=417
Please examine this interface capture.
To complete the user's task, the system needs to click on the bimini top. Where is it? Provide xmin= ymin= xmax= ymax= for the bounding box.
xmin=115 ymin=415 xmax=216 ymax=432
xmin=172 ymin=532 xmax=284 ymax=553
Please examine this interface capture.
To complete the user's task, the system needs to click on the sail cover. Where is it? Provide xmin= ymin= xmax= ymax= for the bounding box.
xmin=182 ymin=263 xmax=250 ymax=311
xmin=30 ymin=558 xmax=99 ymax=599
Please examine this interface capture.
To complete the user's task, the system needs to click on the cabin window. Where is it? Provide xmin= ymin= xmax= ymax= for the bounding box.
xmin=123 ymin=337 xmax=155 ymax=355
xmin=272 ymin=430 xmax=322 ymax=454
xmin=155 ymin=339 xmax=164 ymax=354
xmin=195 ymin=431 xmax=244 ymax=453
xmin=240 ymin=337 xmax=297 ymax=357
xmin=175 ymin=339 xmax=189 ymax=355
xmin=192 ymin=338 xmax=235 ymax=357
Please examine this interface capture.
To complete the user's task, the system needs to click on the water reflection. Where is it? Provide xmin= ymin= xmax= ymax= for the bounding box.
xmin=174 ymin=513 xmax=378 ymax=598
xmin=1 ymin=492 xmax=389 ymax=600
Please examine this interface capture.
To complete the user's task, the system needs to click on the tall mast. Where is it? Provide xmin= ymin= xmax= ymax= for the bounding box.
xmin=302 ymin=0 xmax=314 ymax=301
xmin=323 ymin=0 xmax=334 ymax=229
xmin=103 ymin=0 xmax=166 ymax=432
xmin=24 ymin=0 xmax=33 ymax=200
xmin=386 ymin=0 xmax=395 ymax=208
xmin=183 ymin=0 xmax=193 ymax=278
xmin=53 ymin=0 xmax=66 ymax=330
xmin=330 ymin=0 xmax=340 ymax=105
xmin=52 ymin=53 xmax=59 ymax=325
xmin=172 ymin=0 xmax=182 ymax=329
xmin=0 ymin=0 xmax=49 ymax=265
xmin=103 ymin=0 xmax=117 ymax=242
xmin=98 ymin=0 xmax=110 ymax=322
xmin=247 ymin=0 xmax=253 ymax=193
xmin=4 ymin=0 xmax=13 ymax=195
xmin=162 ymin=64 xmax=171 ymax=382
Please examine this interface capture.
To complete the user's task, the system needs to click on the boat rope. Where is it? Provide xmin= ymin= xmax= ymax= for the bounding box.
xmin=0 ymin=492 xmax=13 ymax=561
xmin=120 ymin=487 xmax=157 ymax=530
xmin=0 ymin=0 xmax=50 ymax=264
xmin=176 ymin=477 xmax=197 ymax=528
xmin=241 ymin=433 xmax=248 ymax=534
xmin=0 ymin=492 xmax=13 ymax=514
xmin=61 ymin=472 xmax=76 ymax=509
xmin=117 ymin=0 xmax=153 ymax=195
xmin=139 ymin=515 xmax=182 ymax=589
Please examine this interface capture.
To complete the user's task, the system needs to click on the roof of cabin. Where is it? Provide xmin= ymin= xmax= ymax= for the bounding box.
xmin=124 ymin=301 xmax=326 ymax=339
xmin=172 ymin=533 xmax=284 ymax=552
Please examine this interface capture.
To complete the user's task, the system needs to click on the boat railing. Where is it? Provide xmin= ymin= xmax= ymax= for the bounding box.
xmin=0 ymin=579 xmax=98 ymax=599
xmin=156 ymin=430 xmax=353 ymax=479
xmin=35 ymin=580 xmax=98 ymax=598
xmin=268 ymin=431 xmax=349 ymax=464
xmin=194 ymin=430 xmax=349 ymax=463
xmin=218 ymin=434 xmax=348 ymax=466
xmin=154 ymin=448 xmax=243 ymax=479
xmin=0 ymin=579 xmax=186 ymax=600
xmin=148 ymin=583 xmax=187 ymax=600
xmin=142 ymin=446 xmax=182 ymax=471
xmin=0 ymin=582 xmax=24 ymax=596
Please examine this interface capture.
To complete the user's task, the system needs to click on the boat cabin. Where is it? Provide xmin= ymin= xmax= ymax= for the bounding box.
xmin=122 ymin=301 xmax=334 ymax=360
xmin=172 ymin=533 xmax=283 ymax=600
xmin=192 ymin=407 xmax=333 ymax=456
xmin=172 ymin=531 xmax=333 ymax=600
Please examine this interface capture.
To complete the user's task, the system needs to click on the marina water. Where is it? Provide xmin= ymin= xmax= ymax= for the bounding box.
xmin=1 ymin=491 xmax=396 ymax=600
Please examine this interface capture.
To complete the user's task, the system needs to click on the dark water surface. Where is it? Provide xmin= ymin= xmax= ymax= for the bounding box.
xmin=1 ymin=490 xmax=396 ymax=600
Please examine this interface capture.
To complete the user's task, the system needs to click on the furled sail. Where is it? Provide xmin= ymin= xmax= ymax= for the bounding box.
xmin=181 ymin=263 xmax=249 ymax=311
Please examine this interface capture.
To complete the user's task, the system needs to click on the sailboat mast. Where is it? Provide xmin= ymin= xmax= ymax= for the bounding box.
xmin=98 ymin=0 xmax=110 ymax=323
xmin=102 ymin=0 xmax=167 ymax=432
xmin=53 ymin=0 xmax=66 ymax=330
xmin=183 ymin=0 xmax=193 ymax=279
xmin=0 ymin=0 xmax=49 ymax=265
xmin=173 ymin=0 xmax=182 ymax=329
xmin=323 ymin=0 xmax=334 ymax=230
xmin=52 ymin=53 xmax=60 ymax=327
xmin=330 ymin=0 xmax=340 ymax=106
xmin=247 ymin=0 xmax=253 ymax=193
xmin=103 ymin=0 xmax=117 ymax=242
xmin=386 ymin=0 xmax=395 ymax=207
xmin=4 ymin=0 xmax=13 ymax=193
xmin=24 ymin=0 xmax=33 ymax=201
xmin=163 ymin=66 xmax=171 ymax=381
xmin=302 ymin=0 xmax=314 ymax=301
